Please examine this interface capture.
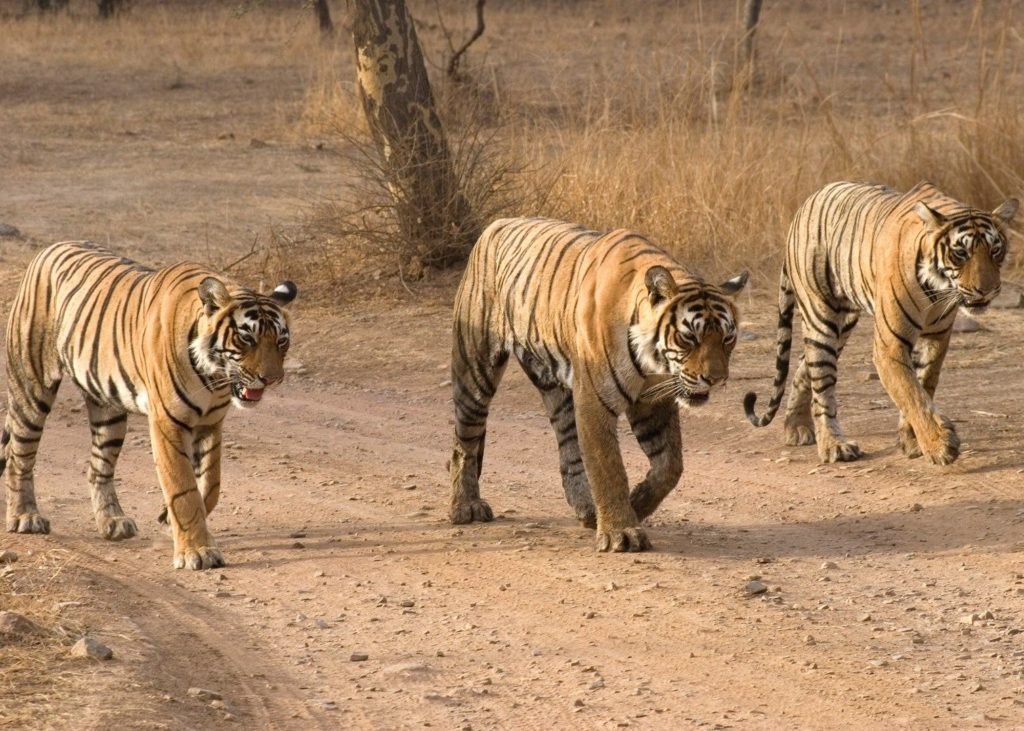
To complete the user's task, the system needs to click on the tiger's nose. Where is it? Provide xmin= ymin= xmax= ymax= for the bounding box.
xmin=702 ymin=371 xmax=727 ymax=387
xmin=259 ymin=372 xmax=284 ymax=386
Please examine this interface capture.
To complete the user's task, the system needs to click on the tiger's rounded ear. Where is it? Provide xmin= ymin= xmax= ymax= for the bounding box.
xmin=914 ymin=202 xmax=947 ymax=230
xmin=644 ymin=266 xmax=678 ymax=305
xmin=993 ymin=198 xmax=1019 ymax=225
xmin=719 ymin=270 xmax=749 ymax=296
xmin=198 ymin=277 xmax=231 ymax=314
xmin=271 ymin=281 xmax=298 ymax=306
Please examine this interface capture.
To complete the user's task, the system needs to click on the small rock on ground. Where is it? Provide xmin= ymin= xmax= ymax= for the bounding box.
xmin=744 ymin=580 xmax=768 ymax=595
xmin=0 ymin=611 xmax=40 ymax=638
xmin=952 ymin=312 xmax=983 ymax=333
xmin=0 ymin=224 xmax=21 ymax=237
xmin=187 ymin=687 xmax=223 ymax=701
xmin=71 ymin=636 xmax=113 ymax=660
xmin=0 ymin=550 xmax=17 ymax=564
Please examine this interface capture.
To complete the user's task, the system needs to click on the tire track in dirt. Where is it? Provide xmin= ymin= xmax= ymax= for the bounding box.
xmin=48 ymin=536 xmax=340 ymax=730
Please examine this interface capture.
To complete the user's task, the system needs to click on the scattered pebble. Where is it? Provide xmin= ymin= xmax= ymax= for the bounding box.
xmin=71 ymin=637 xmax=113 ymax=661
xmin=744 ymin=580 xmax=768 ymax=595
xmin=350 ymin=653 xmax=369 ymax=662
xmin=187 ymin=687 xmax=222 ymax=701
xmin=383 ymin=661 xmax=429 ymax=675
xmin=820 ymin=561 xmax=839 ymax=570
xmin=0 ymin=550 xmax=18 ymax=564
xmin=0 ymin=224 xmax=21 ymax=238
xmin=952 ymin=312 xmax=983 ymax=333
xmin=0 ymin=611 xmax=39 ymax=638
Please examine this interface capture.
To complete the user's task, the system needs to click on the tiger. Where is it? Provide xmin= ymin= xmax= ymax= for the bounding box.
xmin=449 ymin=217 xmax=748 ymax=552
xmin=744 ymin=181 xmax=1018 ymax=465
xmin=3 ymin=241 xmax=297 ymax=570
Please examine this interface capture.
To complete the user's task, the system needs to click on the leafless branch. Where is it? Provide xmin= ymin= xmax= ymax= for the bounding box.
xmin=447 ymin=0 xmax=486 ymax=81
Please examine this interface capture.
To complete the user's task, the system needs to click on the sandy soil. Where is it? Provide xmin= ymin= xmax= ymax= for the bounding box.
xmin=5 ymin=264 xmax=1024 ymax=730
xmin=3 ymin=4 xmax=1024 ymax=730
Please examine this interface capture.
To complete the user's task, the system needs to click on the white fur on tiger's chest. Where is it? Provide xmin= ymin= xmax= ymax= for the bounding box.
xmin=135 ymin=390 xmax=149 ymax=415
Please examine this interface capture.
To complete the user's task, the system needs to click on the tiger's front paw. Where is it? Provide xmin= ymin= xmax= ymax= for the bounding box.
xmin=595 ymin=526 xmax=651 ymax=553
xmin=97 ymin=515 xmax=137 ymax=541
xmin=818 ymin=438 xmax=864 ymax=463
xmin=173 ymin=545 xmax=225 ymax=571
xmin=920 ymin=415 xmax=959 ymax=466
xmin=7 ymin=512 xmax=50 ymax=534
xmin=449 ymin=499 xmax=493 ymax=525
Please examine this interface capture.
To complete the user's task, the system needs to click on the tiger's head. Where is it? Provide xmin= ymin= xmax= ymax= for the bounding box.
xmin=191 ymin=278 xmax=298 ymax=409
xmin=630 ymin=267 xmax=748 ymax=408
xmin=915 ymin=198 xmax=1018 ymax=311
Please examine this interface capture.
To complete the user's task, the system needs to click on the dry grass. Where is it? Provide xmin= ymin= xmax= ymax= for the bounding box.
xmin=0 ymin=549 xmax=88 ymax=729
xmin=10 ymin=2 xmax=1019 ymax=288
xmin=292 ymin=0 xmax=1024 ymax=285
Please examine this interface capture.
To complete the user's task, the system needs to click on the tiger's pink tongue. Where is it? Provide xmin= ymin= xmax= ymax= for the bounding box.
xmin=242 ymin=387 xmax=264 ymax=401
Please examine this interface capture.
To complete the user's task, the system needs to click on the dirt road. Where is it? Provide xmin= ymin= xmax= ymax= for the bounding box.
xmin=6 ymin=285 xmax=1024 ymax=730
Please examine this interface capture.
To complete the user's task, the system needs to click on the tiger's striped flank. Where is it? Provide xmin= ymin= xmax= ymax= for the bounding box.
xmin=744 ymin=181 xmax=1017 ymax=465
xmin=2 ymin=242 xmax=297 ymax=570
xmin=450 ymin=217 xmax=748 ymax=552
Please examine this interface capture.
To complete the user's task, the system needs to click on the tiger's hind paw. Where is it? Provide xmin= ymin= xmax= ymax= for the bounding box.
xmin=7 ymin=512 xmax=50 ymax=534
xmin=785 ymin=424 xmax=816 ymax=447
xmin=449 ymin=499 xmax=494 ymax=525
xmin=898 ymin=423 xmax=923 ymax=459
xmin=98 ymin=515 xmax=137 ymax=541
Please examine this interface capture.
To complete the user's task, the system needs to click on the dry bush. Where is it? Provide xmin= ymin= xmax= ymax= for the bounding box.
xmin=304 ymin=74 xmax=555 ymax=282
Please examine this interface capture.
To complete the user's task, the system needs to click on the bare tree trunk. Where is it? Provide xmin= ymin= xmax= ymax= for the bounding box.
xmin=97 ymin=0 xmax=124 ymax=19
xmin=315 ymin=0 xmax=334 ymax=36
xmin=352 ymin=0 xmax=478 ymax=267
xmin=741 ymin=0 xmax=763 ymax=79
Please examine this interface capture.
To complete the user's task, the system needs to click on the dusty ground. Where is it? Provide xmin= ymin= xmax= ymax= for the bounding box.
xmin=4 ymin=3 xmax=1024 ymax=730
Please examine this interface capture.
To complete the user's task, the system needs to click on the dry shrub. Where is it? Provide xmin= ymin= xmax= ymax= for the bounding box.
xmin=305 ymin=77 xmax=555 ymax=282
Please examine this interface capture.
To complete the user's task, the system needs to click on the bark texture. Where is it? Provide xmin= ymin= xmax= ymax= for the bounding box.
xmin=352 ymin=0 xmax=478 ymax=267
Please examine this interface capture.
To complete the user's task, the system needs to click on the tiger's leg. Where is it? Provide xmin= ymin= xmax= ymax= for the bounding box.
xmin=84 ymin=400 xmax=136 ymax=540
xmin=783 ymin=354 xmax=815 ymax=446
xmin=156 ymin=423 xmax=222 ymax=526
xmin=895 ymin=330 xmax=956 ymax=461
xmin=149 ymin=411 xmax=223 ymax=570
xmin=193 ymin=424 xmax=223 ymax=516
xmin=808 ymin=311 xmax=863 ymax=463
xmin=449 ymin=333 xmax=508 ymax=525
xmin=538 ymin=385 xmax=596 ymax=528
xmin=3 ymin=379 xmax=60 ymax=535
xmin=574 ymin=386 xmax=649 ymax=552
xmin=626 ymin=399 xmax=682 ymax=522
